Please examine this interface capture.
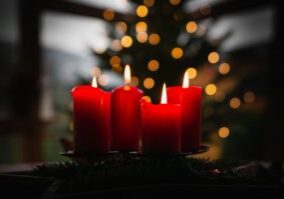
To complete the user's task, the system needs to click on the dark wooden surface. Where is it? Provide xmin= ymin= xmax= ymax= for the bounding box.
xmin=0 ymin=171 xmax=283 ymax=199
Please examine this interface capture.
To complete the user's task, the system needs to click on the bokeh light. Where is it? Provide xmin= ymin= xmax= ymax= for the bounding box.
xmin=171 ymin=47 xmax=183 ymax=59
xmin=115 ymin=21 xmax=127 ymax=33
xmin=196 ymin=25 xmax=206 ymax=36
xmin=186 ymin=67 xmax=197 ymax=79
xmin=143 ymin=77 xmax=155 ymax=89
xmin=111 ymin=39 xmax=123 ymax=51
xmin=218 ymin=127 xmax=230 ymax=138
xmin=135 ymin=21 xmax=147 ymax=32
xmin=109 ymin=56 xmax=121 ymax=66
xmin=112 ymin=64 xmax=122 ymax=73
xmin=103 ymin=9 xmax=115 ymax=21
xmin=208 ymin=52 xmax=220 ymax=64
xmin=142 ymin=95 xmax=152 ymax=102
xmin=218 ymin=63 xmax=230 ymax=74
xmin=121 ymin=35 xmax=133 ymax=48
xmin=230 ymin=97 xmax=241 ymax=109
xmin=186 ymin=21 xmax=198 ymax=33
xmin=98 ymin=74 xmax=110 ymax=86
xmin=131 ymin=76 xmax=139 ymax=86
xmin=136 ymin=5 xmax=148 ymax=17
xmin=148 ymin=60 xmax=160 ymax=71
xmin=205 ymin=84 xmax=217 ymax=95
xmin=148 ymin=33 xmax=160 ymax=45
xmin=244 ymin=91 xmax=255 ymax=103
xmin=143 ymin=0 xmax=155 ymax=7
xmin=90 ymin=66 xmax=102 ymax=77
xmin=136 ymin=32 xmax=148 ymax=43
xmin=169 ymin=0 xmax=181 ymax=6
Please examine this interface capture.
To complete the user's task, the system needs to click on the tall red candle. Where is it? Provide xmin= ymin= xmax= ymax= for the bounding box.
xmin=167 ymin=72 xmax=202 ymax=152
xmin=142 ymin=83 xmax=181 ymax=154
xmin=111 ymin=65 xmax=143 ymax=152
xmin=71 ymin=77 xmax=111 ymax=153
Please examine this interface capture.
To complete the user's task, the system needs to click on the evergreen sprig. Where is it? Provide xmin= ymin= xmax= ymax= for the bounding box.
xmin=33 ymin=157 xmax=259 ymax=194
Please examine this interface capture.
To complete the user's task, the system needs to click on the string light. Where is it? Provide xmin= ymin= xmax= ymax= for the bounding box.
xmin=143 ymin=77 xmax=155 ymax=89
xmin=136 ymin=5 xmax=148 ymax=18
xmin=148 ymin=60 xmax=160 ymax=71
xmin=115 ymin=21 xmax=127 ymax=33
xmin=205 ymin=84 xmax=217 ymax=95
xmin=103 ymin=9 xmax=115 ymax=21
xmin=244 ymin=91 xmax=255 ymax=103
xmin=208 ymin=52 xmax=220 ymax=64
xmin=135 ymin=21 xmax=147 ymax=32
xmin=136 ymin=32 xmax=148 ymax=43
xmin=143 ymin=0 xmax=155 ymax=7
xmin=218 ymin=63 xmax=230 ymax=74
xmin=142 ymin=95 xmax=152 ymax=102
xmin=186 ymin=21 xmax=198 ymax=33
xmin=186 ymin=67 xmax=197 ymax=79
xmin=98 ymin=74 xmax=110 ymax=86
xmin=229 ymin=97 xmax=241 ymax=109
xmin=121 ymin=35 xmax=133 ymax=48
xmin=171 ymin=47 xmax=183 ymax=59
xmin=148 ymin=33 xmax=160 ymax=45
xmin=169 ymin=0 xmax=181 ymax=6
xmin=218 ymin=127 xmax=230 ymax=138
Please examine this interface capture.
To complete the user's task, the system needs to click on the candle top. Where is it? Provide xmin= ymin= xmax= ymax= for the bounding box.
xmin=182 ymin=71 xmax=189 ymax=88
xmin=112 ymin=85 xmax=143 ymax=93
xmin=161 ymin=83 xmax=167 ymax=104
xmin=91 ymin=76 xmax=98 ymax=88
xmin=124 ymin=65 xmax=131 ymax=85
xmin=71 ymin=85 xmax=108 ymax=97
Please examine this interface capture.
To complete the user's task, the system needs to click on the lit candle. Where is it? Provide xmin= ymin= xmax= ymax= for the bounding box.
xmin=71 ymin=77 xmax=111 ymax=153
xmin=167 ymin=71 xmax=202 ymax=152
xmin=111 ymin=65 xmax=143 ymax=152
xmin=141 ymin=83 xmax=181 ymax=154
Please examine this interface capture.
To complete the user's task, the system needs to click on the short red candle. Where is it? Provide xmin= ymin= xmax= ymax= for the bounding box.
xmin=71 ymin=78 xmax=111 ymax=153
xmin=141 ymin=84 xmax=181 ymax=154
xmin=167 ymin=72 xmax=202 ymax=152
xmin=111 ymin=65 xmax=143 ymax=152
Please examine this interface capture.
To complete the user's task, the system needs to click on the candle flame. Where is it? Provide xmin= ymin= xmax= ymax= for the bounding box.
xmin=91 ymin=76 xmax=98 ymax=88
xmin=124 ymin=65 xmax=131 ymax=85
xmin=161 ymin=83 xmax=167 ymax=104
xmin=182 ymin=70 xmax=189 ymax=88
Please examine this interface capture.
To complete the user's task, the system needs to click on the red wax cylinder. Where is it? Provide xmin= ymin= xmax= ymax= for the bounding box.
xmin=167 ymin=86 xmax=202 ymax=152
xmin=71 ymin=85 xmax=111 ymax=153
xmin=111 ymin=86 xmax=143 ymax=152
xmin=141 ymin=100 xmax=181 ymax=154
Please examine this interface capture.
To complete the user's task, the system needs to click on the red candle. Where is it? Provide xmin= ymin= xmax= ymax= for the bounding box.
xmin=167 ymin=71 xmax=202 ymax=152
xmin=111 ymin=65 xmax=143 ymax=152
xmin=141 ymin=83 xmax=181 ymax=154
xmin=71 ymin=77 xmax=111 ymax=153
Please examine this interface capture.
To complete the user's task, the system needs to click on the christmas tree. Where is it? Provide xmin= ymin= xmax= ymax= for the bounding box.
xmin=64 ymin=0 xmax=264 ymax=159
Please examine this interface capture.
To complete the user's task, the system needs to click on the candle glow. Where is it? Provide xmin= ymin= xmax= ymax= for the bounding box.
xmin=91 ymin=76 xmax=98 ymax=88
xmin=161 ymin=83 xmax=167 ymax=104
xmin=182 ymin=71 xmax=189 ymax=88
xmin=124 ymin=65 xmax=131 ymax=85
